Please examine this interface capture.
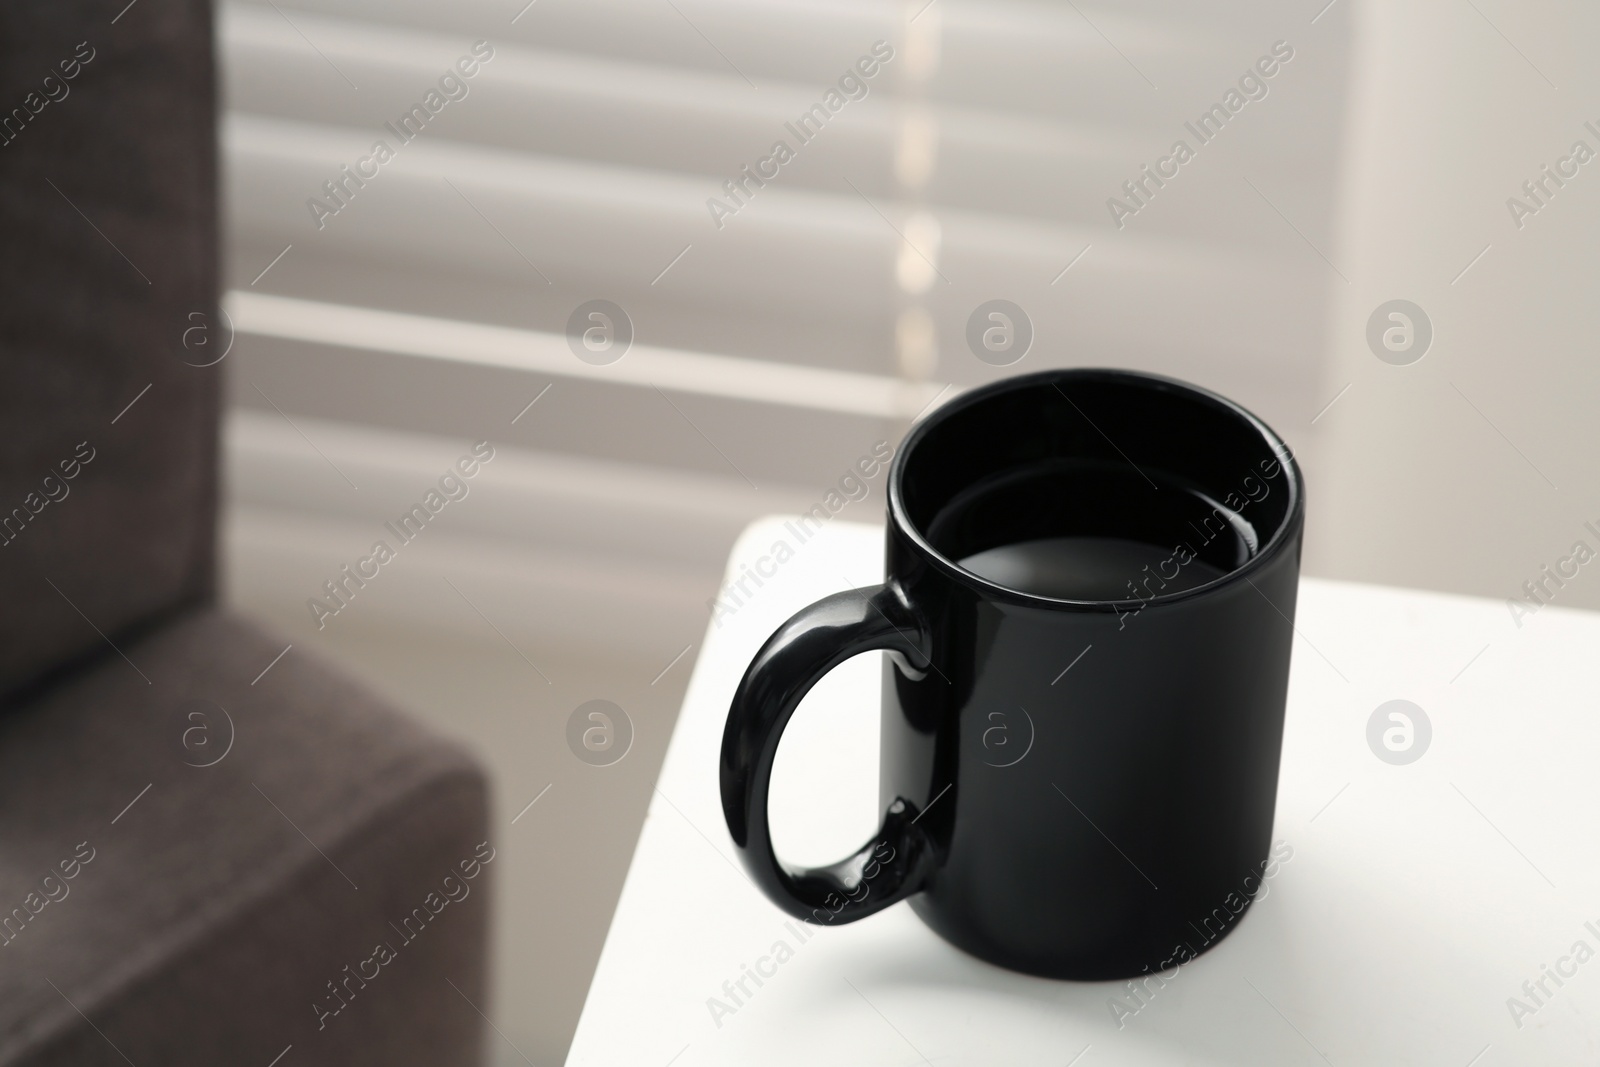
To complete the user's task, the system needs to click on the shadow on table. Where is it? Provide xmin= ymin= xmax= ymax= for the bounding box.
xmin=795 ymin=873 xmax=1463 ymax=1065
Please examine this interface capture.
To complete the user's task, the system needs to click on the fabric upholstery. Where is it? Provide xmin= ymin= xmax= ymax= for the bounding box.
xmin=0 ymin=5 xmax=496 ymax=1063
xmin=0 ymin=0 xmax=220 ymax=701
xmin=0 ymin=609 xmax=491 ymax=1066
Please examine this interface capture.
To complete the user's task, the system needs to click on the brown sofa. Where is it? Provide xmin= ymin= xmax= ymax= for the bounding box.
xmin=0 ymin=3 xmax=492 ymax=1063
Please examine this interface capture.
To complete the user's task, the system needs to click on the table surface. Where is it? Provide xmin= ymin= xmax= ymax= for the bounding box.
xmin=566 ymin=517 xmax=1600 ymax=1067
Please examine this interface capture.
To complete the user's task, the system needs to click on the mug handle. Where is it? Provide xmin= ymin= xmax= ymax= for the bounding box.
xmin=720 ymin=580 xmax=937 ymax=925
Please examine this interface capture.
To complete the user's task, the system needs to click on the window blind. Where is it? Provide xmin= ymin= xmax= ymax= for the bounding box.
xmin=221 ymin=0 xmax=1351 ymax=488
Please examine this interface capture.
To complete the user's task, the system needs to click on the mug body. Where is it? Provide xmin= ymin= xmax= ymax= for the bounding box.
xmin=880 ymin=368 xmax=1303 ymax=979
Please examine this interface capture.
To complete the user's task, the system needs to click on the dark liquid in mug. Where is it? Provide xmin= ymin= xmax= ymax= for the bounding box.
xmin=959 ymin=537 xmax=1229 ymax=601
xmin=930 ymin=461 xmax=1258 ymax=602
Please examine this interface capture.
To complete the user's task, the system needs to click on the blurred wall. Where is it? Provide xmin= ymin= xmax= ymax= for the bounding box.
xmin=1311 ymin=0 xmax=1598 ymax=622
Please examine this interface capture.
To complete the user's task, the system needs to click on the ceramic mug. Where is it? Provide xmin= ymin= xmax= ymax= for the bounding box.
xmin=720 ymin=368 xmax=1304 ymax=979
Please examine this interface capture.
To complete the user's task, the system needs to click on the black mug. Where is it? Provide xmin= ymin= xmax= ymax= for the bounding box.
xmin=720 ymin=368 xmax=1304 ymax=980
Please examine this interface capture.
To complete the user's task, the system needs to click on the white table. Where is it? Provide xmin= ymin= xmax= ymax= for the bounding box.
xmin=566 ymin=517 xmax=1600 ymax=1066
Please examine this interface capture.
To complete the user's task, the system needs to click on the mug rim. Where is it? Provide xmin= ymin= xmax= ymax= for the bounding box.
xmin=887 ymin=367 xmax=1305 ymax=612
